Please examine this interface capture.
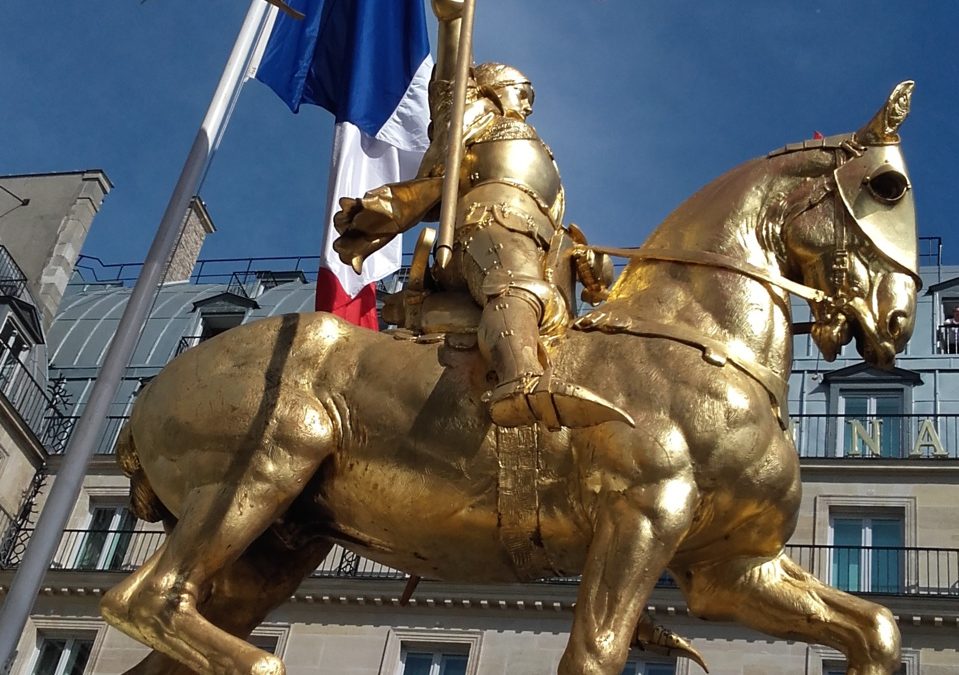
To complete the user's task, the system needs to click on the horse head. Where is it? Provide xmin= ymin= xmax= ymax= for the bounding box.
xmin=769 ymin=81 xmax=918 ymax=369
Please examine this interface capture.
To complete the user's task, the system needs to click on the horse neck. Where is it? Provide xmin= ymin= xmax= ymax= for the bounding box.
xmin=608 ymin=161 xmax=794 ymax=377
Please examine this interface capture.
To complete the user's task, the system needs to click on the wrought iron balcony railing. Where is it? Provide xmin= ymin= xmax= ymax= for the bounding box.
xmin=2 ymin=528 xmax=956 ymax=600
xmin=0 ymin=507 xmax=14 ymax=567
xmin=787 ymin=544 xmax=959 ymax=597
xmin=0 ymin=245 xmax=27 ymax=300
xmin=57 ymin=411 xmax=951 ymax=460
xmin=46 ymin=415 xmax=129 ymax=456
xmin=68 ymin=237 xmax=950 ymax=289
xmin=175 ymin=335 xmax=203 ymax=358
xmin=937 ymin=323 xmax=959 ymax=355
xmin=792 ymin=414 xmax=959 ymax=460
xmin=0 ymin=528 xmax=163 ymax=572
xmin=0 ymin=350 xmax=69 ymax=454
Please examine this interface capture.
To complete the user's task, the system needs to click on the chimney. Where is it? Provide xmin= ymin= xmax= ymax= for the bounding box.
xmin=165 ymin=197 xmax=215 ymax=283
xmin=0 ymin=170 xmax=112 ymax=330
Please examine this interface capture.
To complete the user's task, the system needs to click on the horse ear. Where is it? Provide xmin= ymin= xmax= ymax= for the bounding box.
xmin=855 ymin=81 xmax=915 ymax=145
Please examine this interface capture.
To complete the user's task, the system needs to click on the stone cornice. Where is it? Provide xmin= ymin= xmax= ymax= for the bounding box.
xmin=2 ymin=571 xmax=955 ymax=629
xmin=800 ymin=458 xmax=959 ymax=480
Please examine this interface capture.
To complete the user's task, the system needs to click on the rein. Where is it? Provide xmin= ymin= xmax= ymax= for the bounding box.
xmin=569 ymin=243 xmax=839 ymax=432
xmin=575 ymin=244 xmax=832 ymax=305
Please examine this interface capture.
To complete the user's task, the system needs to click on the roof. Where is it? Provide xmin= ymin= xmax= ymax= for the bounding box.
xmin=48 ymin=280 xmax=316 ymax=369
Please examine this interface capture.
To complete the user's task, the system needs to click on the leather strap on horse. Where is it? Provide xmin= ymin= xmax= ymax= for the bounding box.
xmin=494 ymin=424 xmax=554 ymax=581
xmin=575 ymin=244 xmax=831 ymax=305
xmin=575 ymin=314 xmax=790 ymax=430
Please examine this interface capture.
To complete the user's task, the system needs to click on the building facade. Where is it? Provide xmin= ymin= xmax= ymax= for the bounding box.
xmin=0 ymin=175 xmax=956 ymax=673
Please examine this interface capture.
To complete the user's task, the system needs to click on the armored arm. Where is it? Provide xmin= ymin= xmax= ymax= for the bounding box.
xmin=332 ymin=178 xmax=444 ymax=274
xmin=568 ymin=224 xmax=615 ymax=306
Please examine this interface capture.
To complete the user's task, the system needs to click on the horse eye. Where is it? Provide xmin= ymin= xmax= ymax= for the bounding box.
xmin=866 ymin=170 xmax=909 ymax=204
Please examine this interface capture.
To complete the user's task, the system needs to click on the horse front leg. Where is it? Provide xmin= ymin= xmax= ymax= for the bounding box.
xmin=680 ymin=551 xmax=901 ymax=674
xmin=560 ymin=476 xmax=697 ymax=675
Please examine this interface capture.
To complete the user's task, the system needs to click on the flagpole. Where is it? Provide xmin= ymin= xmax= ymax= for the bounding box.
xmin=434 ymin=0 xmax=476 ymax=269
xmin=0 ymin=0 xmax=273 ymax=667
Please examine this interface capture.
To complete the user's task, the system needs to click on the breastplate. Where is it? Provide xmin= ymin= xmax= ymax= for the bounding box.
xmin=464 ymin=126 xmax=562 ymax=211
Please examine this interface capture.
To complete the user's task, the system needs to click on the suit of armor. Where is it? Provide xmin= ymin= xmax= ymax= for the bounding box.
xmin=333 ymin=62 xmax=630 ymax=429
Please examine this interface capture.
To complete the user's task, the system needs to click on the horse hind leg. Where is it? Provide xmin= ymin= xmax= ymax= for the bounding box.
xmin=679 ymin=551 xmax=901 ymax=674
xmin=101 ymin=483 xmax=290 ymax=674
xmin=122 ymin=531 xmax=333 ymax=675
xmin=102 ymin=407 xmax=336 ymax=674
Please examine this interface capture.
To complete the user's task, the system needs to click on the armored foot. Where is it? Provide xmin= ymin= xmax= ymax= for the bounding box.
xmin=485 ymin=371 xmax=635 ymax=430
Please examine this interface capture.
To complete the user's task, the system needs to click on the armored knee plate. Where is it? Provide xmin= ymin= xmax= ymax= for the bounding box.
xmin=480 ymin=270 xmax=570 ymax=339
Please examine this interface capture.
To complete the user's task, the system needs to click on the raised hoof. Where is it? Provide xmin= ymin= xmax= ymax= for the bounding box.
xmin=634 ymin=614 xmax=709 ymax=673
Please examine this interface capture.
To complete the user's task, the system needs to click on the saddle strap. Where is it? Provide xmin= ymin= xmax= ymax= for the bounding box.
xmin=577 ymin=245 xmax=830 ymax=305
xmin=494 ymin=424 xmax=555 ymax=581
xmin=575 ymin=315 xmax=790 ymax=430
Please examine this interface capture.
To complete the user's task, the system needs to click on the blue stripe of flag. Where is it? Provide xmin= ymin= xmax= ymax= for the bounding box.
xmin=256 ymin=0 xmax=430 ymax=139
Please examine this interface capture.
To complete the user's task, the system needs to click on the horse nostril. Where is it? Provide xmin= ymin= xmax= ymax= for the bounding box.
xmin=888 ymin=311 xmax=907 ymax=339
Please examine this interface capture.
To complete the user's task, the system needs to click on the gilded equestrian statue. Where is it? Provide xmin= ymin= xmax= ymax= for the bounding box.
xmin=101 ymin=79 xmax=919 ymax=675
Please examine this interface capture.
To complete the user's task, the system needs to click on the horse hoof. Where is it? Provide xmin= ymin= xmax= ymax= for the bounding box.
xmin=251 ymin=655 xmax=285 ymax=675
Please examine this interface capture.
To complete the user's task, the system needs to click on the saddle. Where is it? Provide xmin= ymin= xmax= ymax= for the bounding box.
xmin=380 ymin=224 xmax=609 ymax=344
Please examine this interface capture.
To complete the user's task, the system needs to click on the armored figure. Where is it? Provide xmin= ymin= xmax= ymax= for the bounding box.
xmin=333 ymin=2 xmax=629 ymax=429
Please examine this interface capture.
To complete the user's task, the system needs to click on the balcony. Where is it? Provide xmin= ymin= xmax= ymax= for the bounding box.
xmin=937 ymin=323 xmax=959 ymax=355
xmin=49 ymin=413 xmax=959 ymax=461
xmin=46 ymin=415 xmax=129 ymax=456
xmin=792 ymin=414 xmax=959 ymax=460
xmin=0 ymin=528 xmax=163 ymax=572
xmin=0 ymin=245 xmax=27 ymax=300
xmin=2 ymin=529 xmax=956 ymax=600
xmin=788 ymin=544 xmax=959 ymax=597
xmin=0 ymin=350 xmax=69 ymax=455
xmin=0 ymin=529 xmax=404 ymax=576
xmin=175 ymin=335 xmax=203 ymax=358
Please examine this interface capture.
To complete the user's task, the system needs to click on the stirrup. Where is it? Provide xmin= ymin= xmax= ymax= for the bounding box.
xmin=484 ymin=372 xmax=636 ymax=431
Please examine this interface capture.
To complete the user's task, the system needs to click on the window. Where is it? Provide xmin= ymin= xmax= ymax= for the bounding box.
xmin=824 ymin=659 xmax=906 ymax=675
xmin=400 ymin=648 xmax=468 ymax=675
xmin=382 ymin=631 xmax=480 ymax=675
xmin=248 ymin=633 xmax=279 ymax=654
xmin=830 ymin=512 xmax=904 ymax=593
xmin=199 ymin=311 xmax=244 ymax=341
xmin=75 ymin=505 xmax=136 ymax=571
xmin=839 ymin=390 xmax=904 ymax=457
xmin=32 ymin=636 xmax=93 ymax=675
xmin=0 ymin=318 xmax=28 ymax=394
xmin=938 ymin=299 xmax=959 ymax=354
xmin=621 ymin=661 xmax=676 ymax=675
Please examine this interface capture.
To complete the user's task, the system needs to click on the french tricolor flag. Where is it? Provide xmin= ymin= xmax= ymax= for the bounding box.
xmin=251 ymin=0 xmax=432 ymax=328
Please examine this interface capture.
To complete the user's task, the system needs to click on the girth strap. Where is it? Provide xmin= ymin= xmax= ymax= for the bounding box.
xmin=578 ymin=245 xmax=831 ymax=305
xmin=574 ymin=314 xmax=790 ymax=430
xmin=494 ymin=424 xmax=555 ymax=581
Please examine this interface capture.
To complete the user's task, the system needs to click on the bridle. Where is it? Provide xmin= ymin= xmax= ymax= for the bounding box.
xmin=572 ymin=144 xmax=868 ymax=430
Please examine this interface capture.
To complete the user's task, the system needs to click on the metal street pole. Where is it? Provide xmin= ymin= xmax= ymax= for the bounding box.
xmin=0 ymin=0 xmax=273 ymax=667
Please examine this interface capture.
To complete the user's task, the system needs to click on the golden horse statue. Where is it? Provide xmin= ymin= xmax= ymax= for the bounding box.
xmin=101 ymin=82 xmax=919 ymax=675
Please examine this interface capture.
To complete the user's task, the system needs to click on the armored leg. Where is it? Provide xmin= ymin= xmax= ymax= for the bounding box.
xmin=478 ymin=286 xmax=546 ymax=425
xmin=462 ymin=225 xmax=633 ymax=429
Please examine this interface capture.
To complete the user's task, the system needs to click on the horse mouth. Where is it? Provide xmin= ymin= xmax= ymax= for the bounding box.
xmin=852 ymin=322 xmax=897 ymax=369
xmin=811 ymin=312 xmax=896 ymax=369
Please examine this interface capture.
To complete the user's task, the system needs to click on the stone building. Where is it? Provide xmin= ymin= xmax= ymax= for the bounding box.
xmin=0 ymin=172 xmax=956 ymax=673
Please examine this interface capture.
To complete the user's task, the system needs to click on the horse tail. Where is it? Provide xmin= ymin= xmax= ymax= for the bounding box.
xmin=115 ymin=421 xmax=170 ymax=523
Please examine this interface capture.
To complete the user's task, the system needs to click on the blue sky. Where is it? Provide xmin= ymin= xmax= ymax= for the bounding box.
xmin=2 ymin=1 xmax=957 ymax=267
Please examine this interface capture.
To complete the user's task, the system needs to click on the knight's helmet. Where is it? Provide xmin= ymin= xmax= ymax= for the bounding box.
xmin=770 ymin=81 xmax=919 ymax=285
xmin=473 ymin=62 xmax=533 ymax=91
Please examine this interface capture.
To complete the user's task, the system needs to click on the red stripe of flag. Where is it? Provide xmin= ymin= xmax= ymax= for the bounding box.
xmin=314 ymin=268 xmax=379 ymax=329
